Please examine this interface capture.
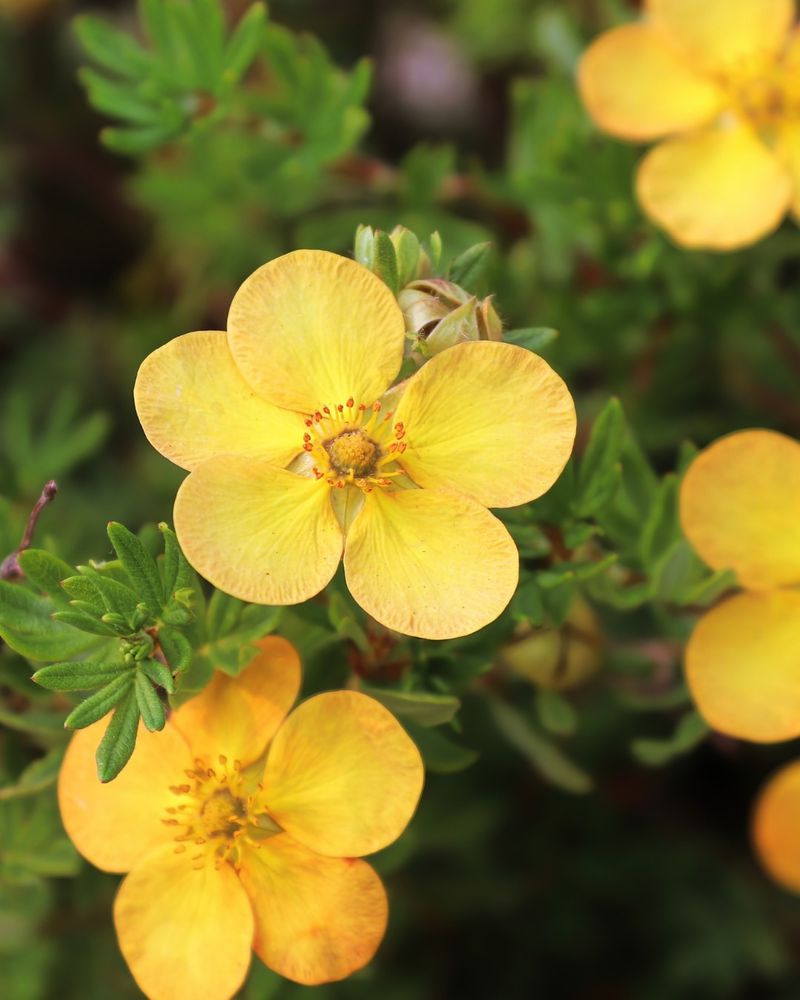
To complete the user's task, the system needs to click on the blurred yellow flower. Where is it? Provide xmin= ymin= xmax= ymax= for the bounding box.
xmin=58 ymin=636 xmax=424 ymax=998
xmin=754 ymin=760 xmax=800 ymax=892
xmin=578 ymin=0 xmax=800 ymax=250
xmin=134 ymin=249 xmax=576 ymax=640
xmin=679 ymin=429 xmax=800 ymax=741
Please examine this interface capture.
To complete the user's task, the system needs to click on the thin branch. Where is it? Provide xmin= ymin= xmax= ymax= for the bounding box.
xmin=0 ymin=480 xmax=58 ymax=581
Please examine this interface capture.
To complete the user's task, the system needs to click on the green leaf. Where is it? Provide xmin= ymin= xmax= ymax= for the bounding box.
xmin=159 ymin=522 xmax=193 ymax=601
xmin=139 ymin=658 xmax=175 ymax=693
xmin=574 ymin=397 xmax=626 ymax=517
xmin=107 ymin=522 xmax=164 ymax=613
xmin=64 ymin=670 xmax=135 ymax=729
xmin=205 ymin=590 xmax=243 ymax=640
xmin=640 ymin=474 xmax=681 ymax=570
xmin=222 ymin=2 xmax=267 ymax=83
xmin=60 ymin=575 xmax=105 ymax=612
xmin=158 ymin=626 xmax=192 ymax=674
xmin=96 ymin=688 xmax=140 ymax=782
xmin=79 ymin=67 xmax=162 ymax=126
xmin=504 ymin=327 xmax=559 ymax=353
xmin=0 ymin=580 xmax=99 ymax=660
xmin=51 ymin=609 xmax=119 ymax=636
xmin=631 ymin=711 xmax=709 ymax=766
xmin=372 ymin=230 xmax=399 ymax=295
xmin=16 ymin=549 xmax=73 ymax=600
xmin=101 ymin=123 xmax=182 ymax=155
xmin=32 ymin=660 xmax=132 ymax=692
xmin=135 ymin=671 xmax=165 ymax=732
xmin=535 ymin=689 xmax=578 ymax=736
xmin=360 ymin=687 xmax=460 ymax=727
xmin=0 ymin=748 xmax=64 ymax=801
xmin=488 ymin=697 xmax=592 ymax=794
xmin=449 ymin=241 xmax=492 ymax=292
xmin=74 ymin=15 xmax=152 ymax=79
xmin=404 ymin=722 xmax=478 ymax=774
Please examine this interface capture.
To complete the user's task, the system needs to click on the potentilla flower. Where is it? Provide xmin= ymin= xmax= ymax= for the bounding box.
xmin=579 ymin=0 xmax=800 ymax=250
xmin=753 ymin=760 xmax=800 ymax=892
xmin=679 ymin=429 xmax=800 ymax=741
xmin=58 ymin=636 xmax=424 ymax=999
xmin=134 ymin=250 xmax=576 ymax=640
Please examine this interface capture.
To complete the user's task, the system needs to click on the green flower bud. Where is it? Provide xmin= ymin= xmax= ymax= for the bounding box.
xmin=398 ymin=277 xmax=502 ymax=358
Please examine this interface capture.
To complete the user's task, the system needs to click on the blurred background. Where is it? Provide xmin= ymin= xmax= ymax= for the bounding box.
xmin=3 ymin=1 xmax=800 ymax=997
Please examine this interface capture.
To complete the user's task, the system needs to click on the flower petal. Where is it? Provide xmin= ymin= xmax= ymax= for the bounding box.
xmin=344 ymin=487 xmax=519 ymax=640
xmin=578 ymin=23 xmax=723 ymax=140
xmin=114 ymin=845 xmax=254 ymax=1000
xmin=686 ymin=591 xmax=800 ymax=743
xmin=262 ymin=691 xmax=423 ymax=857
xmin=227 ymin=250 xmax=405 ymax=413
xmin=172 ymin=636 xmax=301 ymax=767
xmin=753 ymin=761 xmax=800 ymax=893
xmin=394 ymin=341 xmax=576 ymax=508
xmin=777 ymin=123 xmax=800 ymax=219
xmin=58 ymin=720 xmax=192 ymax=873
xmin=238 ymin=835 xmax=387 ymax=986
xmin=636 ymin=123 xmax=791 ymax=250
xmin=647 ymin=0 xmax=793 ymax=73
xmin=134 ymin=330 xmax=304 ymax=471
xmin=174 ymin=456 xmax=343 ymax=605
xmin=680 ymin=429 xmax=800 ymax=589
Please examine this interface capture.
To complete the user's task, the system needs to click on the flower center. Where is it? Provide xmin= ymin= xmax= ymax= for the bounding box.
xmin=301 ymin=398 xmax=407 ymax=492
xmin=722 ymin=58 xmax=800 ymax=130
xmin=162 ymin=755 xmax=280 ymax=869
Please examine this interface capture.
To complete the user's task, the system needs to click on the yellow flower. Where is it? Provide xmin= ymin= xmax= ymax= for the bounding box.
xmin=753 ymin=760 xmax=800 ymax=893
xmin=679 ymin=429 xmax=800 ymax=741
xmin=578 ymin=0 xmax=800 ymax=250
xmin=58 ymin=636 xmax=424 ymax=998
xmin=134 ymin=250 xmax=576 ymax=640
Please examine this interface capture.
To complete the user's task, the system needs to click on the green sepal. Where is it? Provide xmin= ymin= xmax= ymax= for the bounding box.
xmin=372 ymin=230 xmax=399 ymax=294
xmin=95 ymin=689 xmax=140 ymax=782
xmin=135 ymin=672 xmax=165 ymax=732
xmin=32 ymin=661 xmax=132 ymax=692
xmin=64 ymin=670 xmax=135 ymax=729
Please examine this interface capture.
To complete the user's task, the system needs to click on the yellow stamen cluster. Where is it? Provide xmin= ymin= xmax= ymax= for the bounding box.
xmin=301 ymin=398 xmax=407 ymax=491
xmin=162 ymin=755 xmax=279 ymax=870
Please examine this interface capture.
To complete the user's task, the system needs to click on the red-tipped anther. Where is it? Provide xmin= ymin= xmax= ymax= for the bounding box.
xmin=372 ymin=401 xmax=381 ymax=412
xmin=303 ymin=433 xmax=311 ymax=442
xmin=398 ymin=442 xmax=407 ymax=453
xmin=337 ymin=404 xmax=344 ymax=412
xmin=323 ymin=406 xmax=331 ymax=415
xmin=303 ymin=443 xmax=313 ymax=452
xmin=358 ymin=403 xmax=366 ymax=412
xmin=346 ymin=397 xmax=354 ymax=407
xmin=388 ymin=443 xmax=397 ymax=453
xmin=314 ymin=411 xmax=323 ymax=421
xmin=305 ymin=419 xmax=313 ymax=427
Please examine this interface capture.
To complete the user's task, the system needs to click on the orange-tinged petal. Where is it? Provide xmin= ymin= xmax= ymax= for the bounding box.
xmin=172 ymin=636 xmax=301 ymax=766
xmin=686 ymin=591 xmax=800 ymax=743
xmin=394 ymin=341 xmax=575 ymax=508
xmin=114 ymin=845 xmax=254 ymax=1000
xmin=636 ymin=123 xmax=791 ymax=250
xmin=647 ymin=0 xmax=793 ymax=73
xmin=753 ymin=761 xmax=800 ymax=893
xmin=227 ymin=250 xmax=405 ymax=413
xmin=262 ymin=691 xmax=423 ymax=857
xmin=58 ymin=720 xmax=191 ymax=873
xmin=174 ymin=456 xmax=343 ymax=605
xmin=680 ymin=429 xmax=800 ymax=589
xmin=238 ymin=835 xmax=387 ymax=986
xmin=133 ymin=331 xmax=305 ymax=472
xmin=578 ymin=23 xmax=723 ymax=141
xmin=344 ymin=487 xmax=518 ymax=640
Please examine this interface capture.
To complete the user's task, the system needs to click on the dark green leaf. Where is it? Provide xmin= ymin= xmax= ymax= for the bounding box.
xmin=0 ymin=581 xmax=99 ymax=660
xmin=449 ymin=241 xmax=492 ymax=292
xmin=139 ymin=658 xmax=175 ymax=693
xmin=16 ymin=549 xmax=73 ymax=599
xmin=32 ymin=660 xmax=132 ymax=692
xmin=360 ymin=687 xmax=460 ymax=727
xmin=60 ymin=575 xmax=105 ymax=612
xmin=504 ymin=326 xmax=559 ymax=353
xmin=135 ymin=671 xmax=165 ymax=732
xmin=96 ymin=689 xmax=140 ymax=782
xmin=158 ymin=626 xmax=192 ymax=673
xmin=52 ymin=610 xmax=119 ymax=637
xmin=222 ymin=2 xmax=267 ymax=83
xmin=535 ymin=689 xmax=578 ymax=736
xmin=574 ymin=397 xmax=626 ymax=517
xmin=631 ymin=711 xmax=708 ymax=766
xmin=107 ymin=522 xmax=164 ymax=613
xmin=74 ymin=15 xmax=152 ymax=79
xmin=372 ymin=230 xmax=399 ymax=294
xmin=64 ymin=671 xmax=135 ymax=729
xmin=404 ymin=722 xmax=478 ymax=774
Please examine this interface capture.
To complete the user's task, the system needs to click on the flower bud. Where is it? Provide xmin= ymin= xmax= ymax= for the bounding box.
xmin=398 ymin=277 xmax=502 ymax=358
xmin=498 ymin=595 xmax=602 ymax=691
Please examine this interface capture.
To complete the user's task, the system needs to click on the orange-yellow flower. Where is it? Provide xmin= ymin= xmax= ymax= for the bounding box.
xmin=134 ymin=249 xmax=576 ymax=640
xmin=679 ymin=429 xmax=800 ymax=741
xmin=578 ymin=0 xmax=800 ymax=250
xmin=753 ymin=760 xmax=800 ymax=893
xmin=58 ymin=636 xmax=424 ymax=999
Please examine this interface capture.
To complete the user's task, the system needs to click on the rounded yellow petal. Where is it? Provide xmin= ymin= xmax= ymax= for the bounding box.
xmin=114 ymin=845 xmax=254 ymax=1000
xmin=636 ymin=123 xmax=791 ymax=250
xmin=134 ymin=331 xmax=304 ymax=471
xmin=344 ymin=487 xmax=519 ymax=640
xmin=172 ymin=636 xmax=301 ymax=767
xmin=174 ymin=456 xmax=343 ymax=605
xmin=686 ymin=591 xmax=800 ymax=742
xmin=227 ymin=250 xmax=405 ymax=413
xmin=58 ymin=720 xmax=192 ymax=873
xmin=578 ymin=23 xmax=723 ymax=141
xmin=753 ymin=761 xmax=800 ymax=893
xmin=394 ymin=341 xmax=576 ymax=508
xmin=680 ymin=429 xmax=800 ymax=589
xmin=262 ymin=691 xmax=423 ymax=857
xmin=647 ymin=0 xmax=793 ymax=73
xmin=238 ymin=835 xmax=387 ymax=986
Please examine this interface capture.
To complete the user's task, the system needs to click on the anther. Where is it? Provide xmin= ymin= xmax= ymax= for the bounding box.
xmin=323 ymin=406 xmax=331 ymax=415
xmin=372 ymin=401 xmax=381 ymax=412
xmin=337 ymin=404 xmax=344 ymax=412
xmin=346 ymin=397 xmax=354 ymax=408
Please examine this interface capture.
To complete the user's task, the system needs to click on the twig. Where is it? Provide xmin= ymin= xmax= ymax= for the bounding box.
xmin=0 ymin=480 xmax=58 ymax=581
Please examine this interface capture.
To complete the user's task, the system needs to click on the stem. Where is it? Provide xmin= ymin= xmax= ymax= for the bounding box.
xmin=0 ymin=480 xmax=58 ymax=581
